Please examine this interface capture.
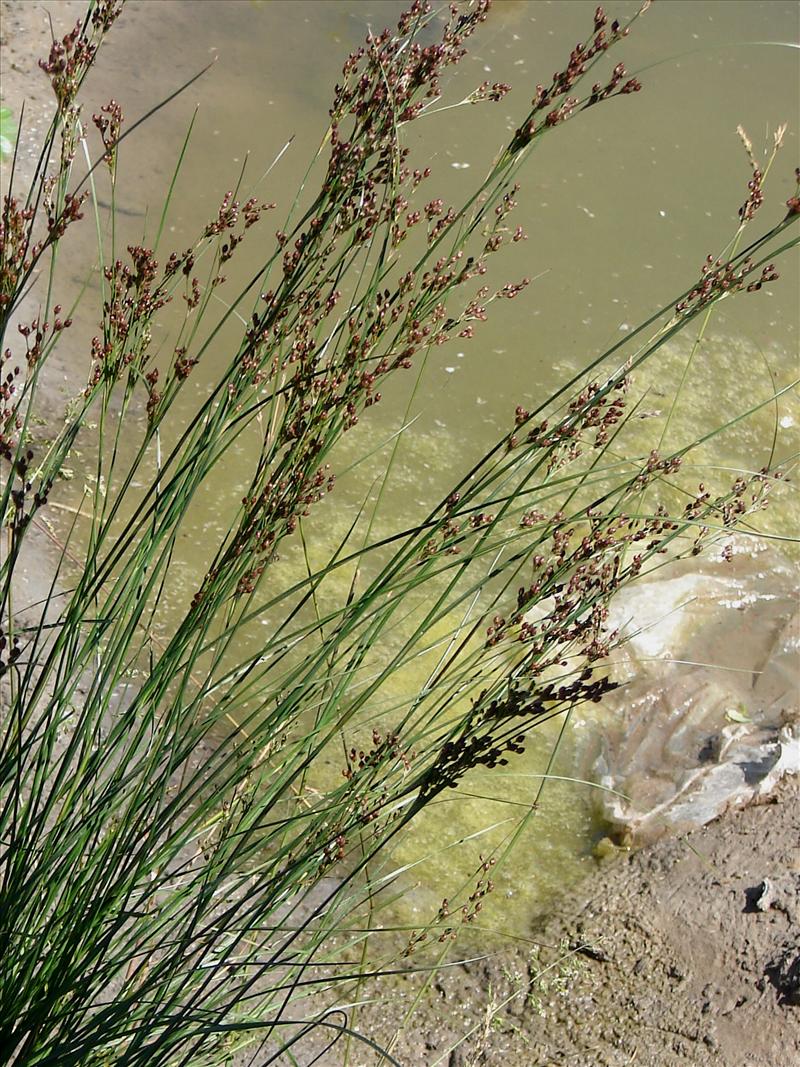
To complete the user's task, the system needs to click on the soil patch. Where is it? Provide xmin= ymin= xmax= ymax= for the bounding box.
xmin=363 ymin=778 xmax=799 ymax=1067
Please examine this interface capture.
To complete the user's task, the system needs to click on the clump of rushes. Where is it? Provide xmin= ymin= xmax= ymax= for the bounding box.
xmin=0 ymin=2 xmax=797 ymax=1065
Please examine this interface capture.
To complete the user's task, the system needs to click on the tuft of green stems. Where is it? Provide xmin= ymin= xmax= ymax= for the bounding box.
xmin=1 ymin=1 xmax=797 ymax=1064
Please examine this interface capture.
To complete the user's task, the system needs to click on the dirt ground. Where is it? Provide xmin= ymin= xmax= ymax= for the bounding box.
xmin=356 ymin=777 xmax=799 ymax=1067
xmin=2 ymin=4 xmax=798 ymax=1066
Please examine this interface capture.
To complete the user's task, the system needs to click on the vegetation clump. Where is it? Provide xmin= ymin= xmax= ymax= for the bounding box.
xmin=0 ymin=1 xmax=796 ymax=1063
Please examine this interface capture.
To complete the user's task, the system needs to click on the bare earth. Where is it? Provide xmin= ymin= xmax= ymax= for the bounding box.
xmin=2 ymin=4 xmax=798 ymax=1066
xmin=365 ymin=778 xmax=799 ymax=1067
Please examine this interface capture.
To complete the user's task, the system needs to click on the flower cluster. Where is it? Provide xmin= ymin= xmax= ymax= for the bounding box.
xmin=405 ymin=857 xmax=498 ymax=955
xmin=510 ymin=5 xmax=642 ymax=150
xmin=94 ymin=245 xmax=170 ymax=382
xmin=419 ymin=673 xmax=618 ymax=800
xmin=0 ymin=198 xmax=36 ymax=310
xmin=0 ymin=627 xmax=22 ymax=679
xmin=92 ymin=99 xmax=123 ymax=170
xmin=39 ymin=2 xmax=123 ymax=111
xmin=470 ymin=80 xmax=511 ymax=103
xmin=675 ymin=254 xmax=778 ymax=315
xmin=341 ymin=728 xmax=415 ymax=780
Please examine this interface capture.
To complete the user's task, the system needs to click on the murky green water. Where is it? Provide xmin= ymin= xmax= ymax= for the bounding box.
xmin=45 ymin=0 xmax=798 ymax=940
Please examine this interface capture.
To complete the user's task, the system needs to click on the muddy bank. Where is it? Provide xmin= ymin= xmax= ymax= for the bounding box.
xmin=361 ymin=777 xmax=799 ymax=1067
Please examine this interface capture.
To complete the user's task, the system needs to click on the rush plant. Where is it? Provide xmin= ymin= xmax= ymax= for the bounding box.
xmin=0 ymin=2 xmax=797 ymax=1064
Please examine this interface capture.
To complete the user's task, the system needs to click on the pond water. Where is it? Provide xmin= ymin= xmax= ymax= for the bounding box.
xmin=38 ymin=0 xmax=799 ymax=941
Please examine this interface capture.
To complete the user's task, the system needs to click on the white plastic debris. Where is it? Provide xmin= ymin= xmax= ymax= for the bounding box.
xmin=583 ymin=538 xmax=799 ymax=844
